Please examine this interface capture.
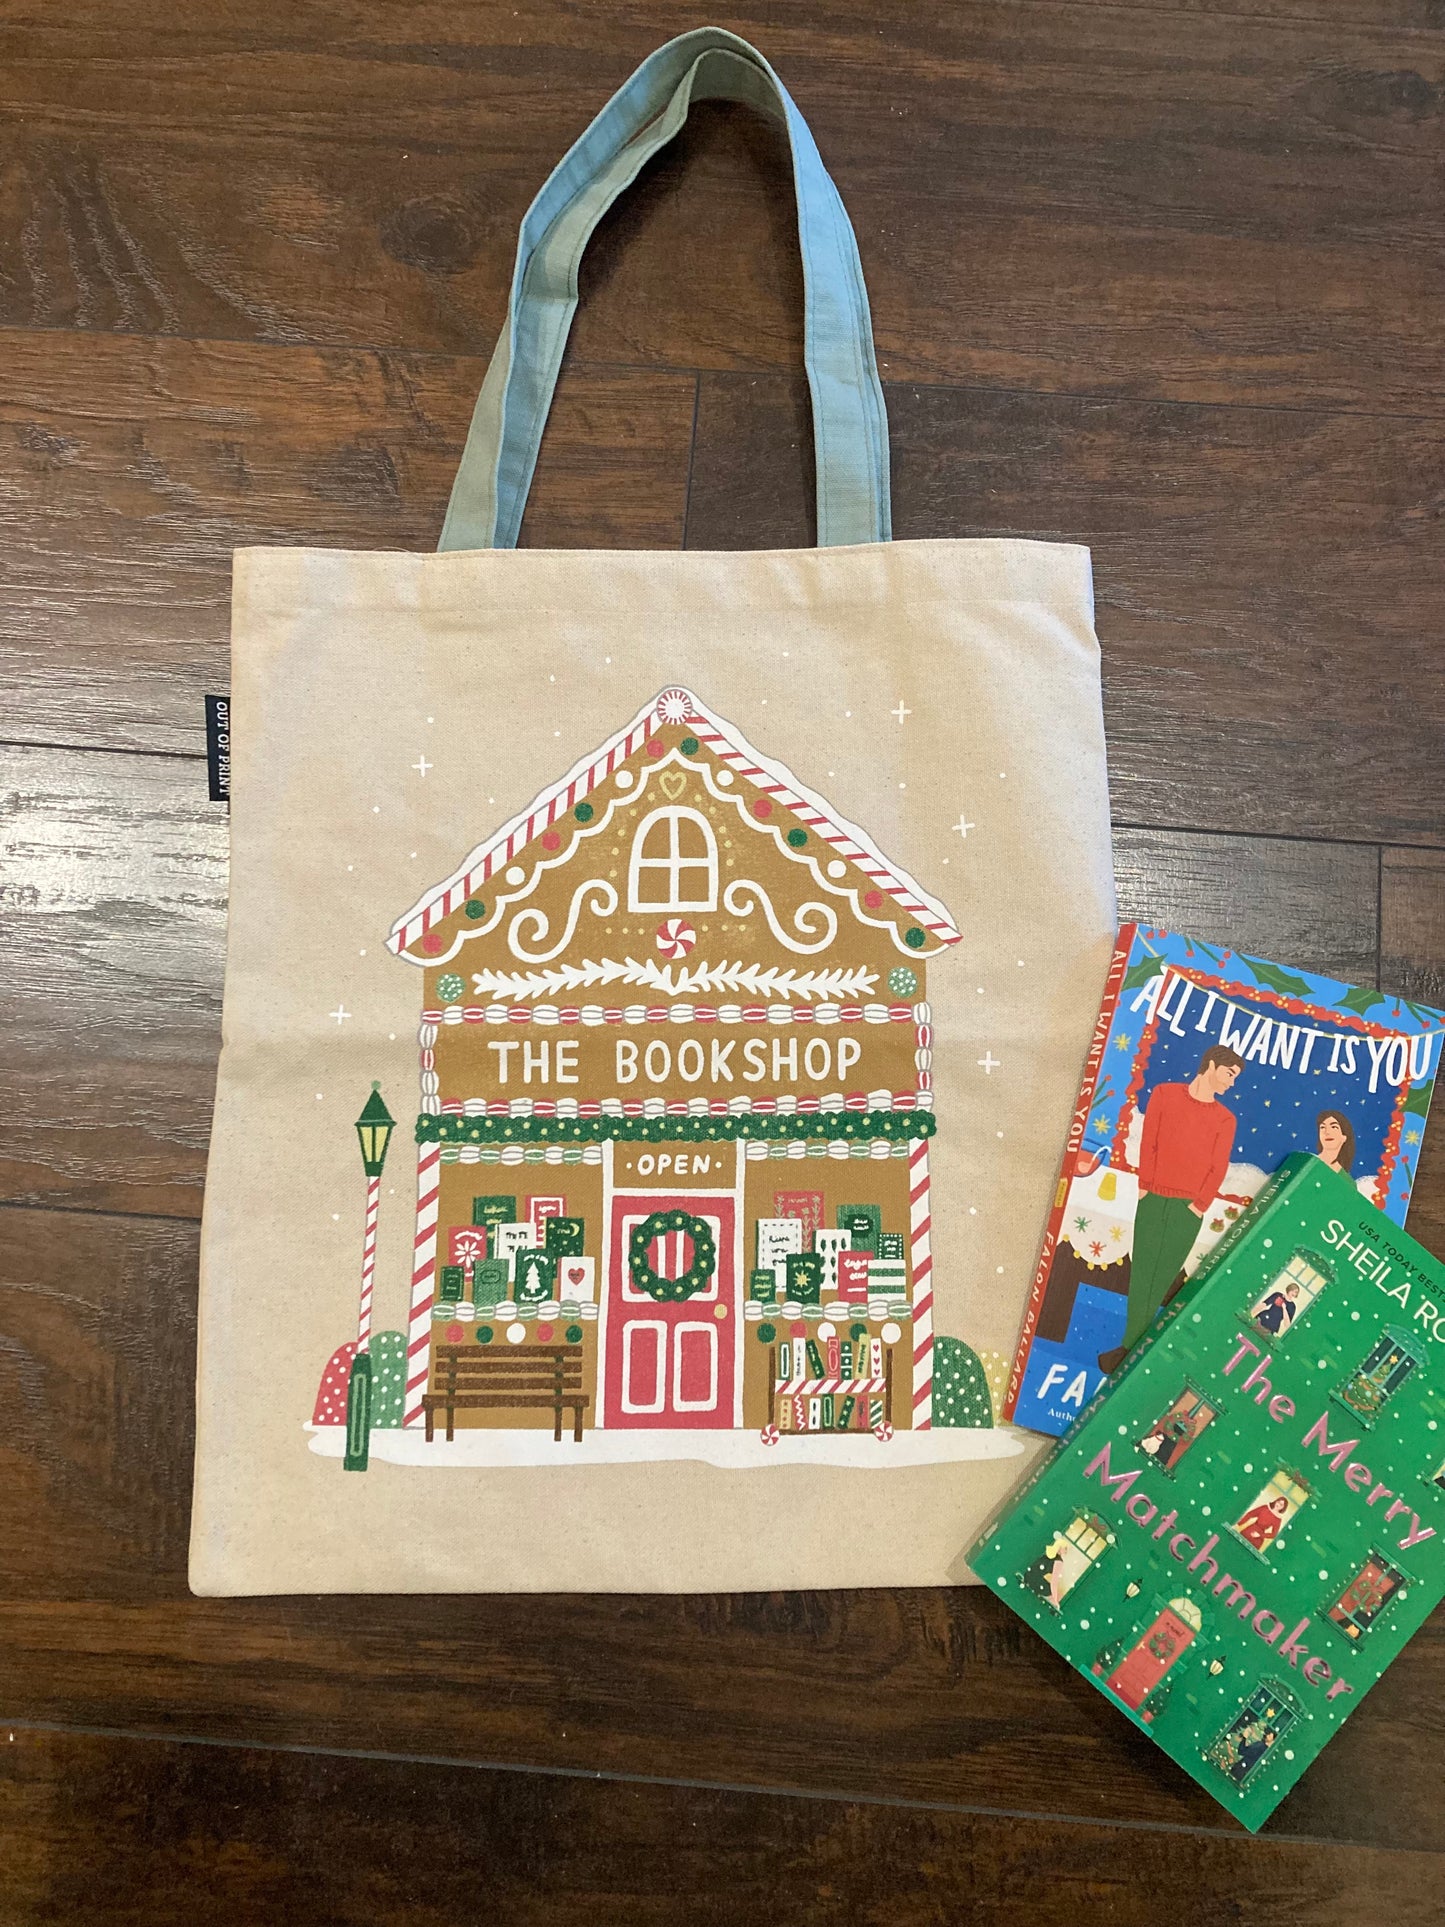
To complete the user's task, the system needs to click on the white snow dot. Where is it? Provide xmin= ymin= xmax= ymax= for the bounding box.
xmin=615 ymin=772 xmax=634 ymax=789
xmin=996 ymin=1266 xmax=1004 ymax=1275
xmin=1263 ymin=1239 xmax=1273 ymax=1248
xmin=1202 ymin=1506 xmax=1211 ymax=1517
xmin=331 ymin=1213 xmax=340 ymax=1222
xmin=315 ymin=1093 xmax=324 ymax=1101
xmin=898 ymin=782 xmax=906 ymax=790
xmin=505 ymin=866 xmax=526 ymax=884
xmin=999 ymin=771 xmax=1006 ymax=779
xmin=388 ymin=1033 xmax=396 ymax=1041
xmin=554 ymin=729 xmax=561 ymax=737
xmin=372 ymin=805 xmax=380 ymax=813
xmin=977 ymin=986 xmax=985 ymax=994
xmin=359 ymin=949 xmax=366 ymax=957
xmin=1118 ymin=1425 xmax=1128 ymax=1436
xmin=548 ymin=674 xmax=555 ymax=683
xmin=1191 ymin=1312 xmax=1202 ymax=1323
xmin=506 ymin=1323 xmax=526 ymax=1344
xmin=346 ymin=864 xmax=353 ymax=872
xmin=1017 ymin=959 xmax=1025 ymax=967
xmin=826 ymin=860 xmax=847 ymax=879
xmin=1079 ymin=1618 xmax=1089 ymax=1630
xmin=1243 ymin=1464 xmax=1253 ymax=1474
xmin=1284 ymin=1750 xmax=1294 ymax=1761
xmin=844 ymin=710 xmax=852 ymax=718
xmin=1351 ymin=1310 xmax=1361 ymax=1321
xmin=997 ymin=1576 xmax=1008 ymax=1587
xmin=1319 ymin=1569 xmax=1329 ymax=1580
xmin=996 ymin=1130 xmax=1004 ymax=1139
xmin=716 ymin=770 xmax=733 ymax=786
xmin=969 ymin=1207 xmax=977 ymax=1215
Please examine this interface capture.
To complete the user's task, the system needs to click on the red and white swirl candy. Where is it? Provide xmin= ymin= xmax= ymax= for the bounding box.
xmin=655 ymin=919 xmax=697 ymax=958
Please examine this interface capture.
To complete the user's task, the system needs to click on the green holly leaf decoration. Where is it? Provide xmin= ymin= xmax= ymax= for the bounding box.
xmin=1240 ymin=956 xmax=1315 ymax=1000
xmin=1403 ymin=1077 xmax=1435 ymax=1117
xmin=1333 ymin=984 xmax=1387 ymax=1021
xmin=1123 ymin=955 xmax=1165 ymax=995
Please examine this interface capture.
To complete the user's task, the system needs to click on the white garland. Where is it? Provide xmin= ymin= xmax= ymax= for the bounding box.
xmin=469 ymin=955 xmax=880 ymax=1003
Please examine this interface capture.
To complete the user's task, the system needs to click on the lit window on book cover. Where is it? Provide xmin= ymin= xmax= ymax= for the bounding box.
xmin=1245 ymin=1248 xmax=1332 ymax=1341
xmin=1137 ymin=1385 xmax=1217 ymax=1476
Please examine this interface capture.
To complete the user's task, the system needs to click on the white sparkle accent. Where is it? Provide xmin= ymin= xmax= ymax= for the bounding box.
xmin=412 ymin=757 xmax=433 ymax=778
xmin=891 ymin=701 xmax=912 ymax=724
xmin=952 ymin=815 xmax=976 ymax=838
xmin=328 ymin=1005 xmax=351 ymax=1025
xmin=978 ymin=1052 xmax=1001 ymax=1075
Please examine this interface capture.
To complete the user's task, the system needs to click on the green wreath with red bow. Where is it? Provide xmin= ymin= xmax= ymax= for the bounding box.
xmin=628 ymin=1209 xmax=717 ymax=1302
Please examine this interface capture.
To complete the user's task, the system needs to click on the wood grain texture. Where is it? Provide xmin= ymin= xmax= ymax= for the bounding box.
xmin=2 ymin=0 xmax=1444 ymax=1909
xmin=1 ymin=331 xmax=695 ymax=753
xmin=687 ymin=374 xmax=1445 ymax=845
xmin=2 ymin=1726 xmax=1445 ymax=1927
xmin=2 ymin=4 xmax=1441 ymax=414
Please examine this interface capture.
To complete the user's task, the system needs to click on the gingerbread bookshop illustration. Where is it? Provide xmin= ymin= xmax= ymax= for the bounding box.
xmin=309 ymin=688 xmax=1000 ymax=1466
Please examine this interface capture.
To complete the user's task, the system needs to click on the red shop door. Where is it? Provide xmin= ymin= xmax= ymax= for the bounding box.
xmin=1107 ymin=1608 xmax=1197 ymax=1710
xmin=605 ymin=1194 xmax=736 ymax=1429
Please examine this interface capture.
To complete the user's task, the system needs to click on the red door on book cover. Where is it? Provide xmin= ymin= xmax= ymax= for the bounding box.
xmin=1107 ymin=1606 xmax=1198 ymax=1710
xmin=605 ymin=1194 xmax=736 ymax=1429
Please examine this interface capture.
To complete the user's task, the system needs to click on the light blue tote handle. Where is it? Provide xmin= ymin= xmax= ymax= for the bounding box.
xmin=439 ymin=26 xmax=891 ymax=551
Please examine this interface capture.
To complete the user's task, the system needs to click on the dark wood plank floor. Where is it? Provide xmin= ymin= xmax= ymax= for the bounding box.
xmin=2 ymin=4 xmax=1442 ymax=1919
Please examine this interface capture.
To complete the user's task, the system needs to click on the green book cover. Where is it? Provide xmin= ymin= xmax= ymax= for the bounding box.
xmin=970 ymin=1153 xmax=1445 ymax=1830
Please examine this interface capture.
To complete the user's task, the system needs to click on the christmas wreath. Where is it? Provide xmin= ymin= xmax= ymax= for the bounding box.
xmin=628 ymin=1209 xmax=716 ymax=1302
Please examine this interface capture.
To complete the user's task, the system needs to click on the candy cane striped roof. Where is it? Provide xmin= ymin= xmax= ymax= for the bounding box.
xmin=388 ymin=686 xmax=962 ymax=960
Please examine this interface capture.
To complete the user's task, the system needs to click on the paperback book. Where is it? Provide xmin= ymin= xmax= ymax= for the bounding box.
xmin=972 ymin=1153 xmax=1445 ymax=1830
xmin=1006 ymin=925 xmax=1442 ymax=1434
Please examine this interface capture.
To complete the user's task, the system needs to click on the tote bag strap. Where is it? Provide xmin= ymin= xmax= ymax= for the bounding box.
xmin=438 ymin=26 xmax=891 ymax=552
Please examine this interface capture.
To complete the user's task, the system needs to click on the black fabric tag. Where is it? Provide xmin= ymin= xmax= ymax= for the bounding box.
xmin=204 ymin=694 xmax=231 ymax=803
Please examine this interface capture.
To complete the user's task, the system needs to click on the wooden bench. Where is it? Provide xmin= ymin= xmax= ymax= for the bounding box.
xmin=423 ymin=1344 xmax=589 ymax=1444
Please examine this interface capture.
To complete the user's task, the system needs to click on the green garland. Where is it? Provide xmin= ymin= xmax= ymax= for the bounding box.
xmin=417 ymin=1109 xmax=934 ymax=1147
xmin=628 ymin=1209 xmax=717 ymax=1302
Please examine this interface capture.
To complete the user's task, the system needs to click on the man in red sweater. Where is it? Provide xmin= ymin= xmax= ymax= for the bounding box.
xmin=1098 ymin=1044 xmax=1245 ymax=1372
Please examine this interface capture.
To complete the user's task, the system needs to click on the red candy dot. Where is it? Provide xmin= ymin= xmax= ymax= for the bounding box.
xmin=790 ymin=1320 xmax=807 ymax=1338
xmin=752 ymin=798 xmax=774 ymax=819
xmin=542 ymin=830 xmax=561 ymax=851
xmin=863 ymin=890 xmax=883 ymax=909
xmin=535 ymin=1322 xmax=554 ymax=1342
xmin=646 ymin=738 xmax=666 ymax=758
xmin=421 ymin=931 xmax=443 ymax=953
xmin=446 ymin=1322 xmax=464 ymax=1344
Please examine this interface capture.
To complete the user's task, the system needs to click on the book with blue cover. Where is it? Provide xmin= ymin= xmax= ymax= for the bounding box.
xmin=974 ymin=1152 xmax=1445 ymax=1830
xmin=1005 ymin=925 xmax=1442 ymax=1435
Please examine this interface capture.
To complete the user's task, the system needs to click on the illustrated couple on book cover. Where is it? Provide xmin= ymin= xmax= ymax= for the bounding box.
xmin=1006 ymin=926 xmax=1442 ymax=1435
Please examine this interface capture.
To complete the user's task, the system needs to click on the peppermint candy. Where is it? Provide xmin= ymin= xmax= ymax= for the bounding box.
xmin=655 ymin=918 xmax=697 ymax=958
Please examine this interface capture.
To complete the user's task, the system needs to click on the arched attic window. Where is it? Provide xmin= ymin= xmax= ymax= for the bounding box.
xmin=627 ymin=806 xmax=718 ymax=912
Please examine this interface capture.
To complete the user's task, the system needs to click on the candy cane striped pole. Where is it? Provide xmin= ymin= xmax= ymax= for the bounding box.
xmin=909 ymin=1137 xmax=934 ymax=1428
xmin=356 ymin=1172 xmax=381 ymax=1352
xmin=403 ymin=1142 xmax=442 ymax=1428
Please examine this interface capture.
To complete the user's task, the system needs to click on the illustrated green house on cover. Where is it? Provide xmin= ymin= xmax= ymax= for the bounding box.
xmin=971 ymin=1153 xmax=1445 ymax=1829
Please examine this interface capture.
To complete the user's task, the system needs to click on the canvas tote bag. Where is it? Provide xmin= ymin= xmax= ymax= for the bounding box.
xmin=191 ymin=26 xmax=1116 ymax=1594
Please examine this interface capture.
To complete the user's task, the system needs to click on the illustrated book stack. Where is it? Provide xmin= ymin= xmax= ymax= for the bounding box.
xmin=971 ymin=1152 xmax=1445 ymax=1829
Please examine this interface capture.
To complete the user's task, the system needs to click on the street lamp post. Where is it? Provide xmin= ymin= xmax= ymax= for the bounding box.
xmin=345 ymin=1081 xmax=396 ymax=1471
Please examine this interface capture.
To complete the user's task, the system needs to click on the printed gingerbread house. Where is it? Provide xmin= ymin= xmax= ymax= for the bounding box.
xmin=385 ymin=686 xmax=962 ymax=1447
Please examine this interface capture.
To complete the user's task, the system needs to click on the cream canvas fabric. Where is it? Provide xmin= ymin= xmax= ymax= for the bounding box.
xmin=189 ymin=31 xmax=1115 ymax=1596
